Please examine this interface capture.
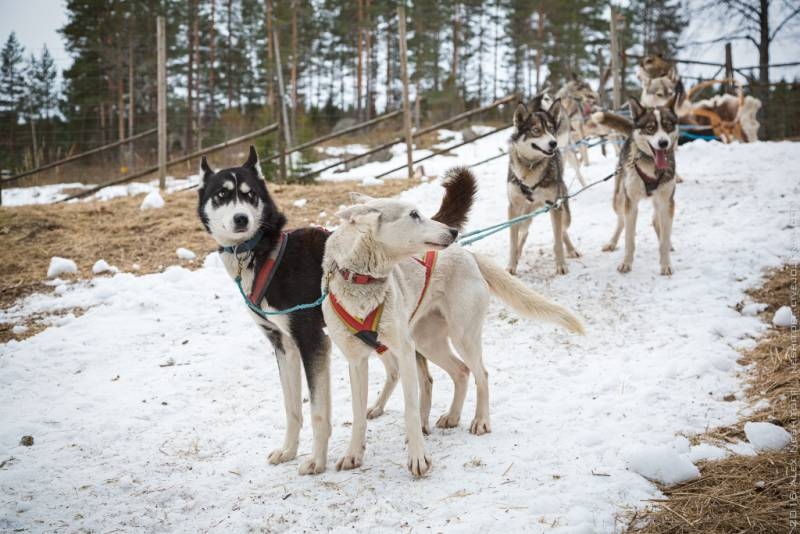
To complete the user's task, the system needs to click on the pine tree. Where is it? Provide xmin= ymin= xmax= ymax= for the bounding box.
xmin=0 ymin=32 xmax=26 ymax=115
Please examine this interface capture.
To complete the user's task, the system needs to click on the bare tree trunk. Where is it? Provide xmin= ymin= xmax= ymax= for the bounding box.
xmin=356 ymin=0 xmax=364 ymax=120
xmin=128 ymin=35 xmax=135 ymax=167
xmin=226 ymin=0 xmax=233 ymax=109
xmin=265 ymin=0 xmax=274 ymax=107
xmin=536 ymin=2 xmax=544 ymax=93
xmin=757 ymin=0 xmax=770 ymax=139
xmin=291 ymin=0 xmax=298 ymax=134
xmin=385 ymin=16 xmax=392 ymax=110
xmin=451 ymin=2 xmax=459 ymax=89
xmin=209 ymin=0 xmax=216 ymax=114
xmin=492 ymin=0 xmax=499 ymax=100
xmin=187 ymin=0 xmax=196 ymax=153
xmin=365 ymin=0 xmax=373 ymax=119
xmin=193 ymin=0 xmax=201 ymax=150
xmin=477 ymin=3 xmax=484 ymax=103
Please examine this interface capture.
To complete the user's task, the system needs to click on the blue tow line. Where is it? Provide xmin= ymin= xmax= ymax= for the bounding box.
xmin=680 ymin=131 xmax=719 ymax=141
xmin=234 ymin=274 xmax=329 ymax=318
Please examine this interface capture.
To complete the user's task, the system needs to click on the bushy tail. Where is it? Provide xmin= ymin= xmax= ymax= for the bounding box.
xmin=431 ymin=166 xmax=478 ymax=231
xmin=472 ymin=253 xmax=585 ymax=335
xmin=591 ymin=111 xmax=633 ymax=135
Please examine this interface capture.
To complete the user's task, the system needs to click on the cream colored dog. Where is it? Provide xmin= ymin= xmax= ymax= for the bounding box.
xmin=321 ymin=172 xmax=584 ymax=477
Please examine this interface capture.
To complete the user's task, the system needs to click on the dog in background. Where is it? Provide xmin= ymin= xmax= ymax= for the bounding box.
xmin=322 ymin=168 xmax=584 ymax=476
xmin=592 ymin=96 xmax=679 ymax=275
xmin=507 ymin=96 xmax=580 ymax=276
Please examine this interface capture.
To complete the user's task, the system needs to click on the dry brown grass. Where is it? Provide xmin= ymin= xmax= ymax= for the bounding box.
xmin=0 ymin=178 xmax=416 ymax=343
xmin=625 ymin=265 xmax=798 ymax=534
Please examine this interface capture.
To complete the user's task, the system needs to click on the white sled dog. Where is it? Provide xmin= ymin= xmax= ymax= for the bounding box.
xmin=321 ymin=168 xmax=584 ymax=477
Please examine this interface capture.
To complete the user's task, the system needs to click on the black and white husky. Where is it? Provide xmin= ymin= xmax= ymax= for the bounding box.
xmin=199 ymin=146 xmax=340 ymax=475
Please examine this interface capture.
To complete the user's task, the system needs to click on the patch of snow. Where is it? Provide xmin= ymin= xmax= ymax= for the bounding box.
xmin=744 ymin=422 xmax=791 ymax=452
xmin=46 ymin=257 xmax=77 ymax=278
xmin=626 ymin=445 xmax=700 ymax=485
xmin=361 ymin=176 xmax=385 ymax=186
xmin=727 ymin=440 xmax=757 ymax=456
xmin=140 ymin=190 xmax=165 ymax=210
xmin=175 ymin=248 xmax=197 ymax=261
xmin=11 ymin=325 xmax=28 ymax=335
xmin=293 ymin=198 xmax=308 ymax=208
xmin=92 ymin=259 xmax=119 ymax=275
xmin=772 ymin=305 xmax=797 ymax=327
xmin=741 ymin=302 xmax=767 ymax=316
xmin=688 ymin=443 xmax=728 ymax=462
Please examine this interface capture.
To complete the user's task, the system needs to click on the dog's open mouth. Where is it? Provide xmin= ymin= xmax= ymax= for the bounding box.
xmin=424 ymin=241 xmax=452 ymax=249
xmin=650 ymin=146 xmax=670 ymax=170
xmin=531 ymin=144 xmax=555 ymax=157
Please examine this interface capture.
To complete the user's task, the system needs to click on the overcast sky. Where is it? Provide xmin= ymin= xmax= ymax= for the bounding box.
xmin=1 ymin=0 xmax=798 ymax=84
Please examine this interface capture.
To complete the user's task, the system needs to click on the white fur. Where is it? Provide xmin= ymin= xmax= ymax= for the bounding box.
xmin=203 ymin=196 xmax=262 ymax=247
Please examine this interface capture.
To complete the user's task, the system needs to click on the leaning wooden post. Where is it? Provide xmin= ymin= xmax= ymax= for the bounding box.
xmin=273 ymin=28 xmax=291 ymax=182
xmin=398 ymin=5 xmax=414 ymax=180
xmin=724 ymin=42 xmax=733 ymax=94
xmin=156 ymin=16 xmax=167 ymax=190
xmin=609 ymin=8 xmax=621 ymax=111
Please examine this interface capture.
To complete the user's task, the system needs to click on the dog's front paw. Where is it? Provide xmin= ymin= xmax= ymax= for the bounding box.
xmin=617 ymin=262 xmax=632 ymax=273
xmin=469 ymin=416 xmax=492 ymax=435
xmin=435 ymin=413 xmax=460 ymax=429
xmin=298 ymin=456 xmax=326 ymax=475
xmin=661 ymin=264 xmax=673 ymax=276
xmin=407 ymin=451 xmax=432 ymax=477
xmin=567 ymin=249 xmax=582 ymax=258
xmin=267 ymin=446 xmax=297 ymax=465
xmin=555 ymin=263 xmax=568 ymax=275
xmin=366 ymin=404 xmax=384 ymax=419
xmin=336 ymin=452 xmax=363 ymax=471
xmin=602 ymin=243 xmax=616 ymax=252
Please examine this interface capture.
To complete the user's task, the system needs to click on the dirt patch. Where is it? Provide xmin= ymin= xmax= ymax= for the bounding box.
xmin=0 ymin=178 xmax=417 ymax=343
xmin=625 ymin=265 xmax=798 ymax=533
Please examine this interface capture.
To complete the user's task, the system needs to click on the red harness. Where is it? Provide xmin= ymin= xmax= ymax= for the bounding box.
xmin=329 ymin=251 xmax=438 ymax=354
xmin=248 ymin=231 xmax=289 ymax=306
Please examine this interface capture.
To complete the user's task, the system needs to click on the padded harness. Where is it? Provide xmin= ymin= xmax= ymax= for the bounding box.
xmin=329 ymin=251 xmax=438 ymax=354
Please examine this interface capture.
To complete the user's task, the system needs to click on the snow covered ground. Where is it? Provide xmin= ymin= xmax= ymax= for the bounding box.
xmin=1 ymin=139 xmax=797 ymax=532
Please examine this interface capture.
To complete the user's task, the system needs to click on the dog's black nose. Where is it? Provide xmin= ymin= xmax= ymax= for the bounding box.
xmin=548 ymin=140 xmax=557 ymax=149
xmin=449 ymin=228 xmax=459 ymax=239
xmin=658 ymin=139 xmax=669 ymax=149
xmin=233 ymin=214 xmax=249 ymax=228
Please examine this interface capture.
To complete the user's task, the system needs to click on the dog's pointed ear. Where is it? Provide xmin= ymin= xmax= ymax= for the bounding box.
xmin=244 ymin=145 xmax=259 ymax=169
xmin=628 ymin=97 xmax=645 ymax=120
xmin=336 ymin=205 xmax=381 ymax=227
xmin=571 ymin=71 xmax=579 ymax=82
xmin=548 ymin=98 xmax=563 ymax=122
xmin=513 ymin=103 xmax=528 ymax=129
xmin=200 ymin=156 xmax=214 ymax=182
xmin=349 ymin=192 xmax=375 ymax=204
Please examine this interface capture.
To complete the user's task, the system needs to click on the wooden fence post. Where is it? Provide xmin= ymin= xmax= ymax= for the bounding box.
xmin=273 ymin=28 xmax=291 ymax=182
xmin=398 ymin=5 xmax=414 ymax=180
xmin=157 ymin=16 xmax=167 ymax=190
xmin=609 ymin=8 xmax=622 ymax=111
xmin=724 ymin=42 xmax=733 ymax=94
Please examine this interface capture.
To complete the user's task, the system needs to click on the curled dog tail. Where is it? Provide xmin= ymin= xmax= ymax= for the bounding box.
xmin=591 ymin=111 xmax=633 ymax=135
xmin=471 ymin=253 xmax=585 ymax=335
xmin=431 ymin=166 xmax=478 ymax=231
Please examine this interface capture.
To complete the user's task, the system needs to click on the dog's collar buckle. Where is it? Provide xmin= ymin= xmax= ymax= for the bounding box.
xmin=338 ymin=268 xmax=383 ymax=285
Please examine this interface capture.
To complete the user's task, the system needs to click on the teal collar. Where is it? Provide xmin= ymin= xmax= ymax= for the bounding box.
xmin=222 ymin=230 xmax=264 ymax=255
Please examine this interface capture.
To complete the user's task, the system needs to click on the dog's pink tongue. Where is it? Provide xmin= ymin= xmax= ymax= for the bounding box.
xmin=653 ymin=149 xmax=668 ymax=169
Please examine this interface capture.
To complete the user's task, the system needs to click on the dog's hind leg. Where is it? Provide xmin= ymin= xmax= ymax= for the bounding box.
xmin=264 ymin=329 xmax=302 ymax=465
xmin=413 ymin=317 xmax=470 ymax=429
xmin=416 ymin=353 xmax=433 ymax=435
xmin=367 ymin=352 xmax=398 ymax=419
xmin=336 ymin=356 xmax=369 ymax=471
xmin=450 ymin=324 xmax=491 ymax=435
xmin=297 ymin=333 xmax=332 ymax=475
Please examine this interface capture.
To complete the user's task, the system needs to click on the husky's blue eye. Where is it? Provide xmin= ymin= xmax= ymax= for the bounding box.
xmin=409 ymin=210 xmax=420 ymax=220
xmin=217 ymin=189 xmax=228 ymax=198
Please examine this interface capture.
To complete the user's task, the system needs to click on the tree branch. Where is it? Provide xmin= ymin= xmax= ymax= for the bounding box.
xmin=770 ymin=6 xmax=800 ymax=41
